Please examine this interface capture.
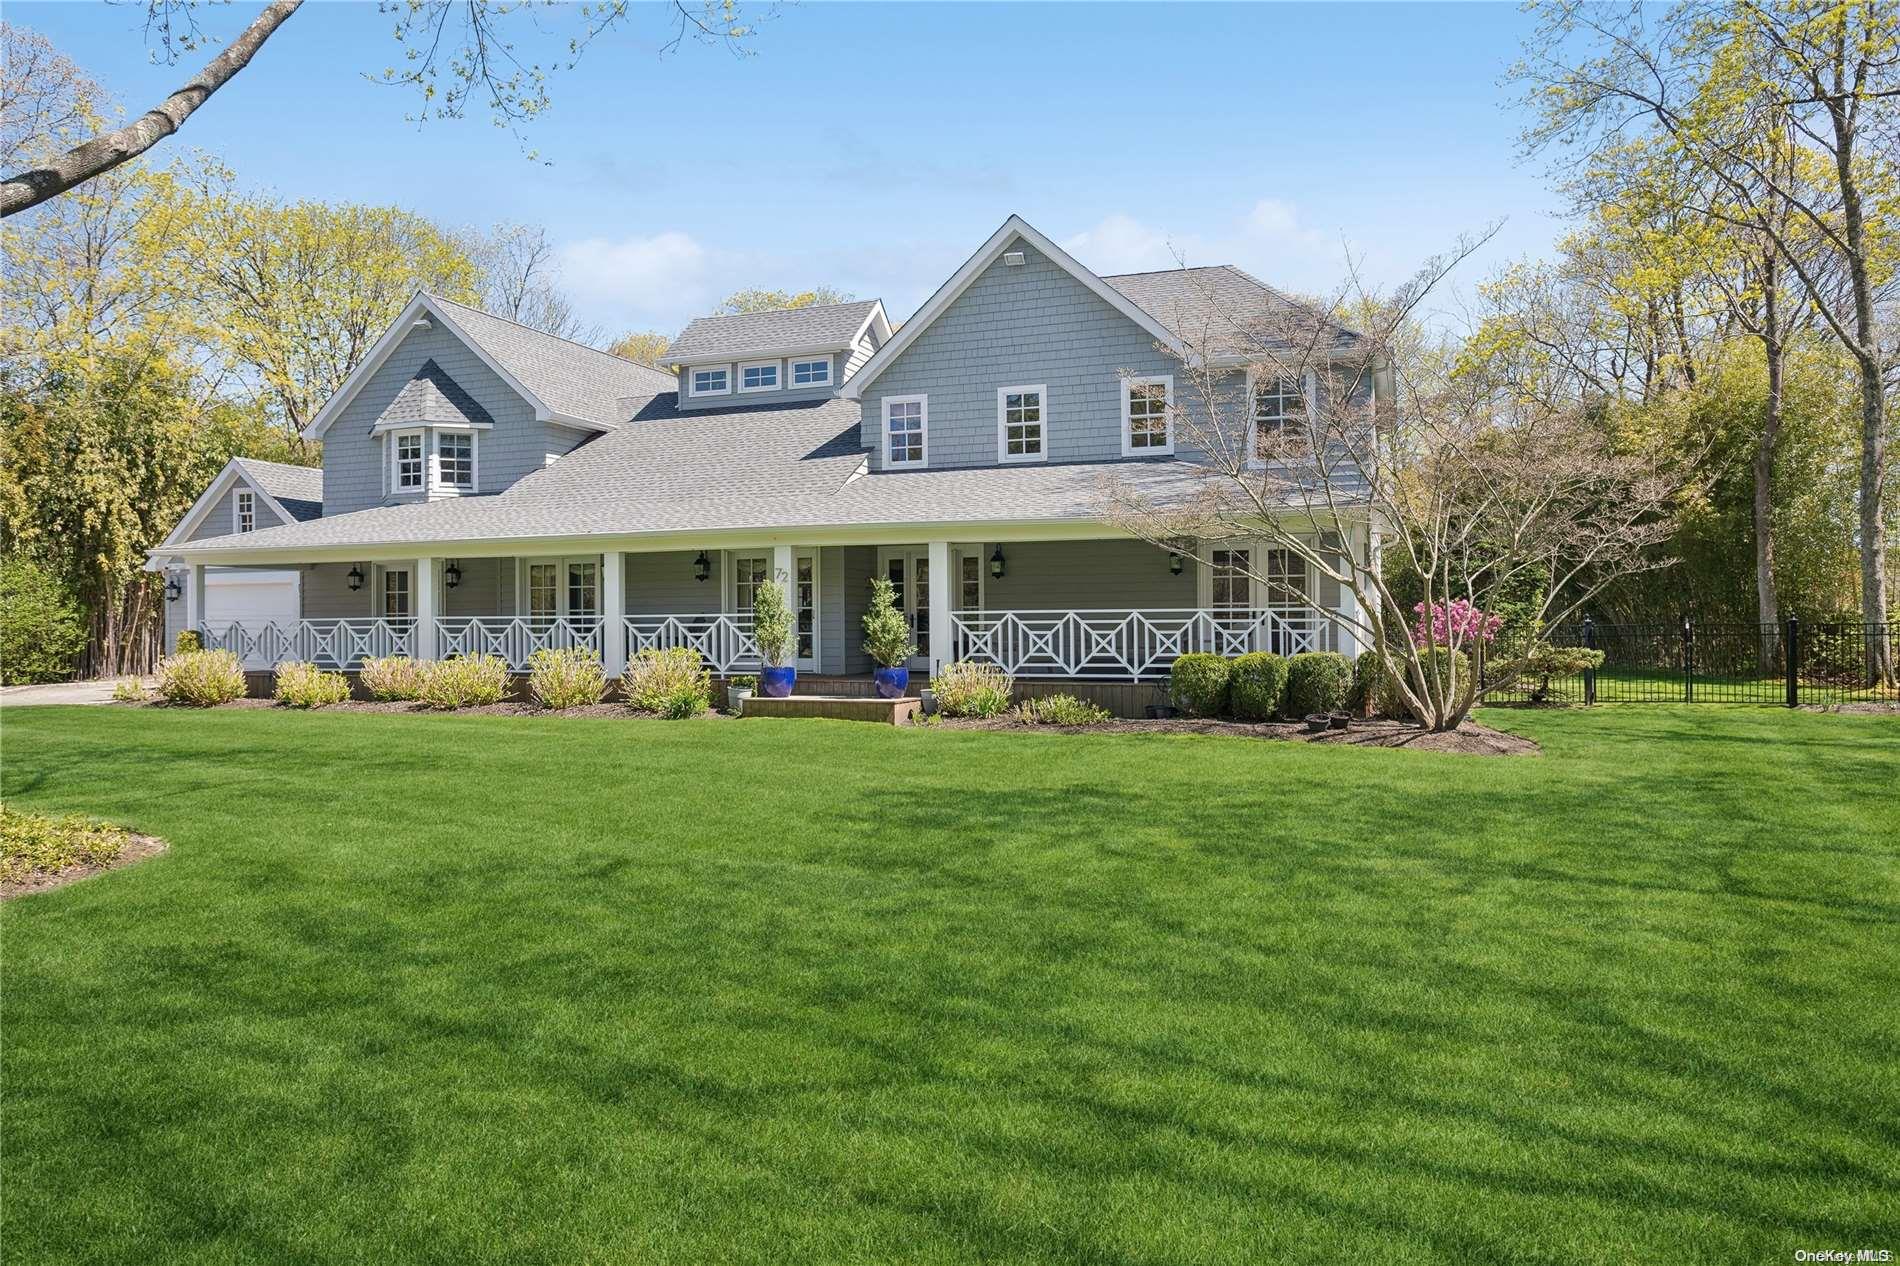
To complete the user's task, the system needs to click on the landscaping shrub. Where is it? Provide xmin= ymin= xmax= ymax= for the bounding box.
xmin=1350 ymin=650 xmax=1387 ymax=716
xmin=528 ymin=646 xmax=607 ymax=709
xmin=156 ymin=649 xmax=246 ymax=706
xmin=1375 ymin=648 xmax=1472 ymax=720
xmin=751 ymin=578 xmax=793 ymax=668
xmin=1284 ymin=652 xmax=1353 ymax=717
xmin=0 ymin=557 xmax=86 ymax=684
xmin=174 ymin=630 xmax=202 ymax=653
xmin=273 ymin=661 xmax=352 ymax=708
xmin=419 ymin=655 xmax=511 ymax=709
xmin=360 ymin=655 xmax=426 ymax=701
xmin=930 ymin=660 xmax=1014 ymax=718
xmin=1015 ymin=693 xmax=1111 ymax=726
xmin=110 ymin=679 xmax=149 ymax=704
xmin=1514 ymin=642 xmax=1606 ymax=703
xmin=622 ymin=647 xmax=711 ymax=718
xmin=1169 ymin=653 xmax=1230 ymax=717
xmin=1228 ymin=651 xmax=1289 ymax=721
xmin=0 ymin=804 xmax=131 ymax=884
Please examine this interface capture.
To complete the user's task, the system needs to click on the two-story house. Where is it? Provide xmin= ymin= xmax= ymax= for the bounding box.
xmin=156 ymin=215 xmax=1377 ymax=707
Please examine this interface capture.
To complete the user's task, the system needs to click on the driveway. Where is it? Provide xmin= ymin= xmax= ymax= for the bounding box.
xmin=1 ymin=679 xmax=139 ymax=707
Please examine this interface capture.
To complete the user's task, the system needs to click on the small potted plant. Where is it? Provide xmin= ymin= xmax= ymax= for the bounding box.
xmin=862 ymin=576 xmax=916 ymax=699
xmin=751 ymin=578 xmax=797 ymax=697
xmin=727 ymin=673 xmax=758 ymax=712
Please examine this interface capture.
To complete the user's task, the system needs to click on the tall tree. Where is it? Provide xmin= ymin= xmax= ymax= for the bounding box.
xmin=470 ymin=221 xmax=599 ymax=343
xmin=716 ymin=286 xmax=854 ymax=314
xmin=607 ymin=331 xmax=672 ymax=367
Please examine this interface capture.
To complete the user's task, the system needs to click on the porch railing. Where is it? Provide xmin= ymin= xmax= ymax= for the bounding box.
xmin=625 ymin=613 xmax=762 ymax=674
xmin=200 ymin=618 xmax=414 ymax=668
xmin=436 ymin=616 xmax=602 ymax=667
xmin=950 ymin=608 xmax=1330 ymax=680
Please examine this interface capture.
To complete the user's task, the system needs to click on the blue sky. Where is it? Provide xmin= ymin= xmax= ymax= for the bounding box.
xmin=20 ymin=1 xmax=1564 ymax=336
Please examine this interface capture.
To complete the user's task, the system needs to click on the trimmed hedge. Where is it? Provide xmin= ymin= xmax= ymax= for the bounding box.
xmin=1351 ymin=650 xmax=1386 ymax=716
xmin=1227 ymin=652 xmax=1289 ymax=721
xmin=1284 ymin=652 xmax=1353 ymax=717
xmin=1169 ymin=653 xmax=1231 ymax=718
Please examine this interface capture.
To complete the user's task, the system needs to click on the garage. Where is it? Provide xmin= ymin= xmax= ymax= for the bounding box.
xmin=203 ymin=569 xmax=302 ymax=667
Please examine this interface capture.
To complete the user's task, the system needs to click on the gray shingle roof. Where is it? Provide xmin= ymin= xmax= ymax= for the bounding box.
xmin=375 ymin=359 xmax=495 ymax=431
xmin=660 ymin=300 xmax=881 ymax=365
xmin=427 ymin=294 xmax=674 ymax=427
xmin=1103 ymin=266 xmax=1361 ymax=358
xmin=233 ymin=458 xmax=322 ymax=522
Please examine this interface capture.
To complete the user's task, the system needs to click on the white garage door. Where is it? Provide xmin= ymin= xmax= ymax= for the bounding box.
xmin=203 ymin=569 xmax=302 ymax=667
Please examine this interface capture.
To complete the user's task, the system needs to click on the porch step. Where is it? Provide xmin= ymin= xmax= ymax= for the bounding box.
xmin=740 ymin=694 xmax=920 ymax=725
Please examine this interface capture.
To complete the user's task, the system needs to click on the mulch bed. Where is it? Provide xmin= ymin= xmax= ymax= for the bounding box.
xmin=929 ymin=715 xmax=1542 ymax=756
xmin=1 ymin=833 xmax=168 ymax=901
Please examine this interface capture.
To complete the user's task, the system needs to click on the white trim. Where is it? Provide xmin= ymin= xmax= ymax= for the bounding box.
xmin=304 ymin=293 xmax=559 ymax=440
xmin=849 ymin=300 xmax=894 ymax=352
xmin=842 ymin=216 xmax=1190 ymax=400
xmin=516 ymin=555 xmax=604 ymax=620
xmin=158 ymin=459 xmax=300 ymax=550
xmin=370 ymin=417 xmax=491 ymax=435
xmin=1244 ymin=368 xmax=1312 ymax=467
xmin=654 ymin=301 xmax=893 ymax=368
xmin=687 ymin=364 xmax=733 ymax=397
xmin=234 ymin=490 xmax=256 ymax=534
xmin=1120 ymin=374 xmax=1175 ymax=457
xmin=788 ymin=355 xmax=833 ymax=388
xmin=388 ymin=429 xmax=426 ymax=495
xmin=435 ymin=429 xmax=478 ymax=495
xmin=737 ymin=358 xmax=782 ymax=394
xmin=882 ymin=394 xmax=928 ymax=469
xmin=995 ymin=384 xmax=1048 ymax=464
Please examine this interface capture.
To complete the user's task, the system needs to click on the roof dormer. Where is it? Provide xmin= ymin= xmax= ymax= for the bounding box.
xmin=660 ymin=299 xmax=892 ymax=409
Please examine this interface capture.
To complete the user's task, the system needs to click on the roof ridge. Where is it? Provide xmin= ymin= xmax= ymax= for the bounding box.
xmin=233 ymin=456 xmax=319 ymax=472
xmin=1101 ymin=264 xmax=1231 ymax=279
xmin=679 ymin=298 xmax=876 ymax=330
xmin=423 ymin=291 xmax=671 ymax=378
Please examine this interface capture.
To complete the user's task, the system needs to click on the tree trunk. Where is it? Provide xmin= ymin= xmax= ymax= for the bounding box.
xmin=1754 ymin=274 xmax=1783 ymax=667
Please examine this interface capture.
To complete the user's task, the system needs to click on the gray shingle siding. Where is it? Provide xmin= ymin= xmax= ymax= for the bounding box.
xmin=626 ymin=549 xmax=721 ymax=614
xmin=859 ymin=237 xmax=1204 ymax=472
xmin=185 ymin=487 xmax=288 ymax=541
xmin=673 ymin=352 xmax=844 ymax=411
xmin=322 ymin=322 xmax=584 ymax=515
xmin=984 ymin=539 xmax=1195 ymax=610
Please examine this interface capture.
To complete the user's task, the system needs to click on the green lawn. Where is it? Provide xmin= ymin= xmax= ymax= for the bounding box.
xmin=3 ymin=706 xmax=1896 ymax=1264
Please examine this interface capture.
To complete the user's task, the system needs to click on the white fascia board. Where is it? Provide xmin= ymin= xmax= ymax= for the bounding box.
xmin=657 ymin=340 xmax=858 ymax=368
xmin=303 ymin=292 xmax=557 ymax=439
xmin=843 ymin=216 xmax=1189 ymax=400
xmin=157 ymin=460 xmax=295 ymax=551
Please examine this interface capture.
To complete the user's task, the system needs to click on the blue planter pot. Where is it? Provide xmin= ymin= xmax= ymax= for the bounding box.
xmin=760 ymin=665 xmax=797 ymax=698
xmin=873 ymin=665 xmax=910 ymax=699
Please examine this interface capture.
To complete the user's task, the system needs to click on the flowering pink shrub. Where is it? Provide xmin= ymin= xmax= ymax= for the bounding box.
xmin=1412 ymin=598 xmax=1503 ymax=648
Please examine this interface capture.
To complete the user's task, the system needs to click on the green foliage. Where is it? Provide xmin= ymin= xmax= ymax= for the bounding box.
xmin=360 ymin=655 xmax=426 ymax=701
xmin=861 ymin=577 xmax=915 ymax=668
xmin=716 ymin=287 xmax=853 ymax=314
xmin=1284 ymin=652 xmax=1353 ymax=717
xmin=273 ymin=661 xmax=352 ymax=708
xmin=110 ymin=679 xmax=149 ymax=703
xmin=606 ymin=331 xmax=671 ymax=367
xmin=930 ymin=661 xmax=1014 ymax=718
xmin=1350 ymin=650 xmax=1386 ymax=715
xmin=419 ymin=655 xmax=511 ymax=710
xmin=1169 ymin=653 xmax=1231 ymax=718
xmin=0 ymin=556 xmax=86 ymax=683
xmin=1228 ymin=652 xmax=1290 ymax=722
xmin=749 ymin=578 xmax=793 ymax=668
xmin=528 ymin=646 xmax=607 ymax=710
xmin=0 ymin=804 xmax=131 ymax=884
xmin=157 ymin=649 xmax=246 ymax=706
xmin=174 ymin=630 xmax=202 ymax=653
xmin=1377 ymin=649 xmax=1472 ymax=721
xmin=728 ymin=674 xmax=758 ymax=693
xmin=1507 ymin=642 xmax=1608 ymax=705
xmin=622 ymin=648 xmax=711 ymax=718
xmin=1014 ymin=693 xmax=1111 ymax=726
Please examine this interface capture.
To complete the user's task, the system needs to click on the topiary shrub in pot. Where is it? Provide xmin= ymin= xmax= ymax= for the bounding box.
xmin=750 ymin=578 xmax=796 ymax=697
xmin=862 ymin=576 xmax=917 ymax=699
xmin=1228 ymin=651 xmax=1289 ymax=721
xmin=1169 ymin=653 xmax=1231 ymax=718
xmin=1284 ymin=651 xmax=1353 ymax=718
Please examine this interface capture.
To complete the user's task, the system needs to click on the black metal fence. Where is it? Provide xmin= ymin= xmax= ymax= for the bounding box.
xmin=1480 ymin=617 xmax=1899 ymax=707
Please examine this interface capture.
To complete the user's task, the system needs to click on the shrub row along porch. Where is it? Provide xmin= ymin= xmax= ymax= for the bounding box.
xmin=175 ymin=539 xmax=1363 ymax=682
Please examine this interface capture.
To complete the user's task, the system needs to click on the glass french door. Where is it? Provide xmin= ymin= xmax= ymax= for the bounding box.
xmin=731 ymin=552 xmax=817 ymax=669
xmin=879 ymin=549 xmax=932 ymax=671
xmin=525 ymin=558 xmax=599 ymax=628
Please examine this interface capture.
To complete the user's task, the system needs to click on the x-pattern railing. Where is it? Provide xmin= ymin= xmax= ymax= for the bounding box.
xmin=436 ymin=617 xmax=602 ymax=669
xmin=199 ymin=619 xmax=414 ymax=668
xmin=625 ymin=614 xmax=762 ymax=674
xmin=951 ymin=608 xmax=1325 ymax=680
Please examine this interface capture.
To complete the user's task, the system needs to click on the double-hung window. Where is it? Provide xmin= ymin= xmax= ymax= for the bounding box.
xmin=235 ymin=490 xmax=256 ymax=533
xmin=790 ymin=356 xmax=831 ymax=387
xmin=1122 ymin=375 xmax=1174 ymax=455
xmin=1252 ymin=373 xmax=1308 ymax=458
xmin=739 ymin=360 xmax=780 ymax=393
xmin=690 ymin=365 xmax=731 ymax=397
xmin=392 ymin=431 xmax=425 ymax=492
xmin=997 ymin=385 xmax=1046 ymax=462
xmin=437 ymin=432 xmax=474 ymax=491
xmin=884 ymin=395 xmax=926 ymax=467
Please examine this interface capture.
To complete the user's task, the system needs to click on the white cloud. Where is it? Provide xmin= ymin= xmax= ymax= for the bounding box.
xmin=1060 ymin=201 xmax=1350 ymax=296
xmin=556 ymin=231 xmax=723 ymax=333
xmin=1060 ymin=214 xmax=1185 ymax=275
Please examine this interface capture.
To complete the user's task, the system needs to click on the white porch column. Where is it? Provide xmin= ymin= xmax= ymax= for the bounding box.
xmin=183 ymin=563 xmax=204 ymax=645
xmin=602 ymin=550 xmax=627 ymax=676
xmin=1336 ymin=524 xmax=1364 ymax=657
xmin=926 ymin=539 xmax=952 ymax=672
xmin=771 ymin=544 xmax=795 ymax=594
xmin=416 ymin=557 xmax=439 ymax=660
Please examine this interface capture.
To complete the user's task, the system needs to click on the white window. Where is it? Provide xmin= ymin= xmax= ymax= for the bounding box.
xmin=790 ymin=357 xmax=831 ymax=387
xmin=382 ymin=567 xmax=412 ymax=620
xmin=884 ymin=395 xmax=927 ymax=467
xmin=996 ymin=385 xmax=1046 ymax=462
xmin=1251 ymin=373 xmax=1309 ymax=459
xmin=392 ymin=431 xmax=425 ymax=491
xmin=730 ymin=554 xmax=769 ymax=613
xmin=738 ymin=360 xmax=780 ymax=393
xmin=1210 ymin=548 xmax=1251 ymax=614
xmin=1122 ymin=375 xmax=1174 ymax=456
xmin=437 ymin=431 xmax=475 ymax=490
xmin=1263 ymin=548 xmax=1309 ymax=613
xmin=235 ymin=490 xmax=256 ymax=533
xmin=689 ymin=365 xmax=731 ymax=397
xmin=524 ymin=558 xmax=599 ymax=627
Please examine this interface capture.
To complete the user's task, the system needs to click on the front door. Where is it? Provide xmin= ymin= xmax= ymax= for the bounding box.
xmin=878 ymin=548 xmax=932 ymax=671
xmin=525 ymin=558 xmax=599 ymax=627
xmin=730 ymin=552 xmax=818 ymax=670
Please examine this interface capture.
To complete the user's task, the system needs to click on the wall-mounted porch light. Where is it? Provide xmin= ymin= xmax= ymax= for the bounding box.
xmin=445 ymin=561 xmax=462 ymax=589
xmin=164 ymin=576 xmax=182 ymax=602
xmin=1170 ymin=552 xmax=1185 ymax=576
xmin=694 ymin=551 xmax=711 ymax=582
xmin=347 ymin=564 xmax=365 ymax=591
xmin=989 ymin=545 xmax=1006 ymax=580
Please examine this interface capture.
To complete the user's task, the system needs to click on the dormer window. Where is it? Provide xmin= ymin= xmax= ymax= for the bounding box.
xmin=393 ymin=431 xmax=425 ymax=491
xmin=791 ymin=357 xmax=831 ymax=387
xmin=235 ymin=490 xmax=256 ymax=533
xmin=689 ymin=365 xmax=731 ymax=397
xmin=438 ymin=431 xmax=474 ymax=490
xmin=739 ymin=360 xmax=780 ymax=393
